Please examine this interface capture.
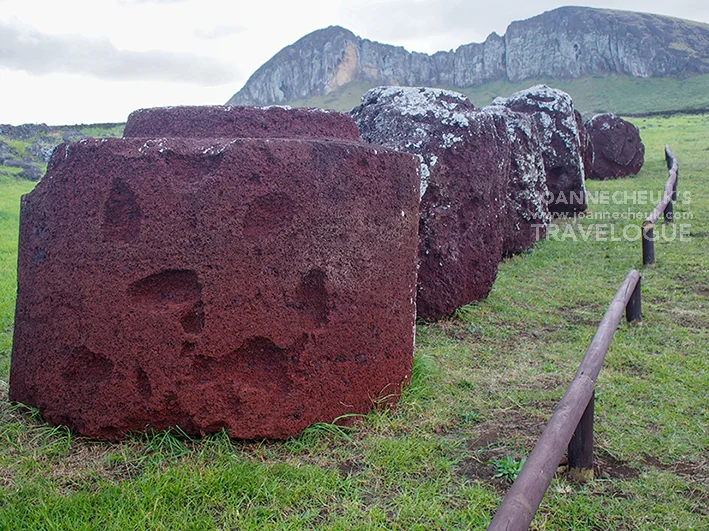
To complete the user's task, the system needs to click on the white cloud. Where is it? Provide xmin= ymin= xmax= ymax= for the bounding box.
xmin=0 ymin=21 xmax=240 ymax=84
xmin=194 ymin=24 xmax=245 ymax=40
xmin=1 ymin=0 xmax=709 ymax=125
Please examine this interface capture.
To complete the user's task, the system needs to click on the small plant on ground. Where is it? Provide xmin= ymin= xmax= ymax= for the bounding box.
xmin=489 ymin=456 xmax=526 ymax=482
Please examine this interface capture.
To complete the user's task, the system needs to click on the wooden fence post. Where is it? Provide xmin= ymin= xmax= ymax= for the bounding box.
xmin=626 ymin=276 xmax=642 ymax=326
xmin=568 ymin=392 xmax=595 ymax=482
xmin=664 ymin=200 xmax=674 ymax=223
xmin=664 ymin=146 xmax=678 ymax=223
xmin=642 ymin=223 xmax=654 ymax=266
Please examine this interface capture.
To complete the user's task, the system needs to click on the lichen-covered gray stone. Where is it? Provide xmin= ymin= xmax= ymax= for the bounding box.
xmin=351 ymin=87 xmax=509 ymax=320
xmin=480 ymin=105 xmax=551 ymax=254
xmin=493 ymin=85 xmax=591 ymax=215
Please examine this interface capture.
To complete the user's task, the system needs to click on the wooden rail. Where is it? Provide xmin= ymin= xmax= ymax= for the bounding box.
xmin=487 ymin=270 xmax=642 ymax=531
xmin=642 ymin=146 xmax=678 ymax=265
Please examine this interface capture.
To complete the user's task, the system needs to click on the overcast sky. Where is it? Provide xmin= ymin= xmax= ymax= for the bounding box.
xmin=2 ymin=0 xmax=709 ymax=125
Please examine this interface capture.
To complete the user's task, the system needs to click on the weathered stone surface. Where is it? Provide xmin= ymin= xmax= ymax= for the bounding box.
xmin=124 ymin=105 xmax=360 ymax=141
xmin=351 ymin=87 xmax=509 ymax=321
xmin=578 ymin=111 xmax=595 ymax=186
xmin=227 ymin=7 xmax=709 ymax=107
xmin=585 ymin=113 xmax=644 ymax=179
xmin=10 ymin=126 xmax=419 ymax=440
xmin=480 ymin=106 xmax=551 ymax=255
xmin=493 ymin=85 xmax=590 ymax=215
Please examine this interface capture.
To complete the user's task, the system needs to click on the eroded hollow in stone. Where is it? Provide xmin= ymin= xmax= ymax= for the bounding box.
xmin=242 ymin=193 xmax=295 ymax=238
xmin=62 ymin=346 xmax=114 ymax=384
xmin=128 ymin=270 xmax=202 ymax=308
xmin=103 ymin=178 xmax=142 ymax=243
xmin=295 ymin=269 xmax=330 ymax=326
xmin=180 ymin=302 xmax=205 ymax=334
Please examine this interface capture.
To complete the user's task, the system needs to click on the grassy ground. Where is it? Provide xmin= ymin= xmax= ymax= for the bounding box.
xmin=289 ymin=73 xmax=709 ymax=115
xmin=0 ymin=115 xmax=707 ymax=529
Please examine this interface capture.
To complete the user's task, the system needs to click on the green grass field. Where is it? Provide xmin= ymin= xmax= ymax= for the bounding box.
xmin=289 ymin=73 xmax=709 ymax=116
xmin=0 ymin=115 xmax=707 ymax=529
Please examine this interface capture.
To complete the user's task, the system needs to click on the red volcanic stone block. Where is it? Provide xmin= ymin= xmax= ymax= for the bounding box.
xmin=123 ymin=105 xmax=361 ymax=141
xmin=585 ymin=113 xmax=645 ymax=180
xmin=351 ymin=87 xmax=509 ymax=321
xmin=480 ymin=106 xmax=551 ymax=255
xmin=10 ymin=131 xmax=419 ymax=440
xmin=493 ymin=85 xmax=591 ymax=215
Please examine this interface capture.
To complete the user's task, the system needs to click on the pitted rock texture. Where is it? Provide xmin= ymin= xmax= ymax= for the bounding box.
xmin=10 ymin=130 xmax=419 ymax=441
xmin=585 ymin=114 xmax=645 ymax=180
xmin=227 ymin=7 xmax=709 ymax=107
xmin=124 ymin=105 xmax=360 ymax=141
xmin=493 ymin=85 xmax=591 ymax=215
xmin=351 ymin=87 xmax=508 ymax=321
xmin=480 ymin=106 xmax=551 ymax=255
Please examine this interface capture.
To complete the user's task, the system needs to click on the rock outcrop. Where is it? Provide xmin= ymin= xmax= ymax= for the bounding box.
xmin=351 ymin=87 xmax=509 ymax=321
xmin=10 ymin=106 xmax=420 ymax=441
xmin=227 ymin=7 xmax=709 ymax=107
xmin=585 ymin=113 xmax=645 ymax=179
xmin=492 ymin=85 xmax=591 ymax=215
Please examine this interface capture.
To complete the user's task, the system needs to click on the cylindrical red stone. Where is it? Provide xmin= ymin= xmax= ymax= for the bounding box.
xmin=10 ymin=125 xmax=419 ymax=440
xmin=123 ymin=105 xmax=361 ymax=141
xmin=351 ymin=87 xmax=509 ymax=321
xmin=585 ymin=113 xmax=645 ymax=180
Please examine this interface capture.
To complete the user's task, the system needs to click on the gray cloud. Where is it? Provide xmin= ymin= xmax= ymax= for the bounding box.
xmin=194 ymin=24 xmax=245 ymax=40
xmin=120 ymin=0 xmax=188 ymax=5
xmin=340 ymin=0 xmax=709 ymax=51
xmin=0 ymin=22 xmax=240 ymax=85
xmin=340 ymin=0 xmax=520 ymax=47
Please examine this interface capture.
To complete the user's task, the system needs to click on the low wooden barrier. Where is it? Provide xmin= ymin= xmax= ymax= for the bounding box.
xmin=642 ymin=146 xmax=678 ymax=265
xmin=487 ymin=270 xmax=642 ymax=531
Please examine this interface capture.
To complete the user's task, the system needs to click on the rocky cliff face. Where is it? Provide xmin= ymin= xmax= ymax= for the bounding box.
xmin=505 ymin=7 xmax=709 ymax=81
xmin=227 ymin=6 xmax=709 ymax=106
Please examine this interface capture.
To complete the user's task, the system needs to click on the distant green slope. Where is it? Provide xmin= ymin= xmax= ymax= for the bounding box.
xmin=288 ymin=74 xmax=709 ymax=115
xmin=0 ymin=123 xmax=124 ymax=183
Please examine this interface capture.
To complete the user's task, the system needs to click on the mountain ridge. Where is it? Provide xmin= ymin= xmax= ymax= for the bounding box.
xmin=227 ymin=6 xmax=709 ymax=107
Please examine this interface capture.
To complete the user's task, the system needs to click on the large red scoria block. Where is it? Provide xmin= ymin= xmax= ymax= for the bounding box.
xmin=10 ymin=134 xmax=419 ymax=440
xmin=351 ymin=87 xmax=509 ymax=321
xmin=585 ymin=113 xmax=645 ymax=180
xmin=123 ymin=105 xmax=361 ymax=141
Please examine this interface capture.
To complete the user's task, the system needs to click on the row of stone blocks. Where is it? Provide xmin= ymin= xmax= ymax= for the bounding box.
xmin=9 ymin=86 xmax=626 ymax=440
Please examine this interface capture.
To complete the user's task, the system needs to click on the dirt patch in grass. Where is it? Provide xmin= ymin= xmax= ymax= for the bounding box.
xmin=642 ymin=454 xmax=707 ymax=479
xmin=596 ymin=454 xmax=640 ymax=480
xmin=464 ymin=408 xmax=546 ymax=456
xmin=554 ymin=303 xmax=603 ymax=327
xmin=687 ymin=489 xmax=709 ymax=516
xmin=0 ymin=466 xmax=15 ymax=489
xmin=458 ymin=457 xmax=496 ymax=481
xmin=466 ymin=429 xmax=500 ymax=451
xmin=337 ymin=459 xmax=363 ymax=478
xmin=458 ymin=410 xmax=548 ymax=491
xmin=457 ymin=456 xmax=511 ymax=493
